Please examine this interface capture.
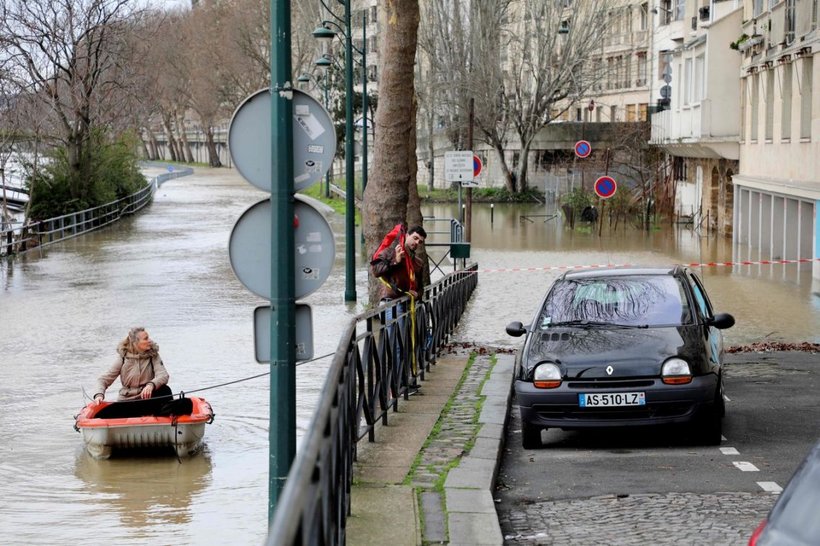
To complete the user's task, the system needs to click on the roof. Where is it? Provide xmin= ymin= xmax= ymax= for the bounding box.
xmin=560 ymin=265 xmax=681 ymax=280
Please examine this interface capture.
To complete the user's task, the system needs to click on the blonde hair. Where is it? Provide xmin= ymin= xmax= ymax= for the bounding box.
xmin=125 ymin=326 xmax=147 ymax=352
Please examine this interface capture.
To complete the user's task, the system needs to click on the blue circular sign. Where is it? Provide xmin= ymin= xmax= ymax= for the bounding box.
xmin=574 ymin=140 xmax=592 ymax=158
xmin=594 ymin=176 xmax=617 ymax=199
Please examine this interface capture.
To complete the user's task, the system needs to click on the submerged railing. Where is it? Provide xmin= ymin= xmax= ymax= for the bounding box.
xmin=267 ymin=263 xmax=478 ymax=545
xmin=0 ymin=166 xmax=192 ymax=257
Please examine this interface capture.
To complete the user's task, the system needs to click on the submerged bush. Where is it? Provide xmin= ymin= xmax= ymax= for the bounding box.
xmin=27 ymin=130 xmax=146 ymax=219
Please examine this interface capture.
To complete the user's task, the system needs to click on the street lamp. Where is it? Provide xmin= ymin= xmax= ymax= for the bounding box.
xmin=312 ymin=3 xmax=368 ymax=303
xmin=296 ymin=72 xmax=332 ymax=198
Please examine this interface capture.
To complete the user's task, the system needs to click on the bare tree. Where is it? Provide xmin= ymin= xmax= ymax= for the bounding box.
xmin=363 ymin=0 xmax=421 ymax=305
xmin=0 ymin=0 xmax=144 ymax=201
xmin=420 ymin=0 xmax=612 ymax=193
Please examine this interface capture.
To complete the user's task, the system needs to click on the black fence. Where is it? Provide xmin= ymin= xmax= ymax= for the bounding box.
xmin=266 ymin=263 xmax=479 ymax=545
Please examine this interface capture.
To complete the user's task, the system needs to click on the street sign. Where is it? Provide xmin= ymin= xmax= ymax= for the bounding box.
xmin=229 ymin=195 xmax=335 ymax=300
xmin=473 ymin=155 xmax=483 ymax=178
xmin=574 ymin=140 xmax=592 ymax=159
xmin=660 ymin=85 xmax=671 ymax=99
xmin=254 ymin=304 xmax=313 ymax=362
xmin=444 ymin=151 xmax=474 ymax=182
xmin=228 ymin=88 xmax=336 ymax=192
xmin=594 ymin=176 xmax=618 ymax=199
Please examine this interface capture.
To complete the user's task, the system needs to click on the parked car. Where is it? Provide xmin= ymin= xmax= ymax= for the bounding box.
xmin=749 ymin=440 xmax=820 ymax=546
xmin=506 ymin=266 xmax=735 ymax=448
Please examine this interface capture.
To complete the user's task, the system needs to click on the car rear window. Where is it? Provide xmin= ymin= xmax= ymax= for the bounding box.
xmin=539 ymin=275 xmax=689 ymax=327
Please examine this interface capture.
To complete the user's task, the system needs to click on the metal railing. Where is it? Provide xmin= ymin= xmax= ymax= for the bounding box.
xmin=267 ymin=263 xmax=478 ymax=545
xmin=1 ymin=167 xmax=192 ymax=257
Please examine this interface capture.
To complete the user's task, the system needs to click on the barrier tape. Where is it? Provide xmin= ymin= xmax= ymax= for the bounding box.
xmin=466 ymin=257 xmax=820 ymax=275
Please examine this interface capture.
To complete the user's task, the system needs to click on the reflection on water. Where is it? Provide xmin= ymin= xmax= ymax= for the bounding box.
xmin=2 ymin=169 xmax=819 ymax=543
xmin=74 ymin=451 xmax=213 ymax=531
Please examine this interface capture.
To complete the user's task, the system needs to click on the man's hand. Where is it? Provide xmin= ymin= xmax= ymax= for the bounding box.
xmin=394 ymin=244 xmax=404 ymax=264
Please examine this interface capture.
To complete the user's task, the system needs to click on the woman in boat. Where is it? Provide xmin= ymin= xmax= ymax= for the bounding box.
xmin=92 ymin=327 xmax=172 ymax=416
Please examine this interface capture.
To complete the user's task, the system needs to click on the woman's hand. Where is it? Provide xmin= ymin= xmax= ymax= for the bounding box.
xmin=93 ymin=394 xmax=104 ymax=406
xmin=140 ymin=383 xmax=154 ymax=400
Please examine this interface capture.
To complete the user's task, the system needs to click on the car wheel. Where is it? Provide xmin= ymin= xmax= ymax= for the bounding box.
xmin=696 ymin=384 xmax=724 ymax=446
xmin=522 ymin=421 xmax=542 ymax=449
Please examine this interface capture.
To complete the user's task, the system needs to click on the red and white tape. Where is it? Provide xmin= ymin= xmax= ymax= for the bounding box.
xmin=470 ymin=258 xmax=820 ymax=275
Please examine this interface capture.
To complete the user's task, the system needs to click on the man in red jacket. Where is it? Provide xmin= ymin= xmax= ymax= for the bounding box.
xmin=370 ymin=224 xmax=427 ymax=382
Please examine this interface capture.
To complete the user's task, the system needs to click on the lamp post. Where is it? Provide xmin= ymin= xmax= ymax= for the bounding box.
xmin=313 ymin=4 xmax=368 ymax=303
xmin=296 ymin=72 xmax=332 ymax=198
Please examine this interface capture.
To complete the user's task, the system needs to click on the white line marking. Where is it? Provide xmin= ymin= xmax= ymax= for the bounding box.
xmin=720 ymin=447 xmax=740 ymax=455
xmin=733 ymin=461 xmax=760 ymax=472
xmin=757 ymin=482 xmax=783 ymax=493
xmin=723 ymin=394 xmax=731 ymax=402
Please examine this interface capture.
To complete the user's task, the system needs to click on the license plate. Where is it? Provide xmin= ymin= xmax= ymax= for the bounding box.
xmin=579 ymin=392 xmax=646 ymax=407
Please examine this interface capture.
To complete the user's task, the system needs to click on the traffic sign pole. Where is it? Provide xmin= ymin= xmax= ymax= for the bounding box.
xmin=269 ymin=0 xmax=295 ymax=518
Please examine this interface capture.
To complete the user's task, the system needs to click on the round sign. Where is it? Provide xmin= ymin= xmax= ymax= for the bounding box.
xmin=574 ymin=140 xmax=592 ymax=159
xmin=473 ymin=155 xmax=483 ymax=178
xmin=229 ymin=195 xmax=335 ymax=299
xmin=228 ymin=88 xmax=336 ymax=192
xmin=594 ymin=176 xmax=617 ymax=199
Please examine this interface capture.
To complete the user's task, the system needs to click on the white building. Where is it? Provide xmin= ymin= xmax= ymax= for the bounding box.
xmin=732 ymin=0 xmax=820 ymax=278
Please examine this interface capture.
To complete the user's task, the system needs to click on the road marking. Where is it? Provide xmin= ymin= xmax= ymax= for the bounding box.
xmin=757 ymin=481 xmax=783 ymax=493
xmin=720 ymin=447 xmax=740 ymax=455
xmin=733 ymin=461 xmax=760 ymax=472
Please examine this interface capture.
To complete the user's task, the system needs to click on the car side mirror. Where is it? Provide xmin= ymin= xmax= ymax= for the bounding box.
xmin=506 ymin=321 xmax=527 ymax=337
xmin=709 ymin=313 xmax=735 ymax=330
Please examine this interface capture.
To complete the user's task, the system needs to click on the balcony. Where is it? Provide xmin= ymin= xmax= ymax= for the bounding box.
xmin=650 ymin=101 xmax=739 ymax=159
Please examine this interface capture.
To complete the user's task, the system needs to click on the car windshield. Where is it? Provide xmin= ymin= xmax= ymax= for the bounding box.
xmin=538 ymin=275 xmax=690 ymax=328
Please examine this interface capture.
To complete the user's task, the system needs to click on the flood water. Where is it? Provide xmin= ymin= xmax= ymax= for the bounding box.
xmin=2 ymin=168 xmax=818 ymax=544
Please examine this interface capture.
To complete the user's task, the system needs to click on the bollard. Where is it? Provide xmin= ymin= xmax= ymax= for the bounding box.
xmin=490 ymin=203 xmax=494 ymax=224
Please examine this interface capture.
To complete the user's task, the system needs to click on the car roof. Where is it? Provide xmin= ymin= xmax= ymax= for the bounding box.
xmin=559 ymin=265 xmax=684 ymax=281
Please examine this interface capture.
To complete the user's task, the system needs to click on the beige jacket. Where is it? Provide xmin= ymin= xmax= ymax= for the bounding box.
xmin=94 ymin=340 xmax=170 ymax=400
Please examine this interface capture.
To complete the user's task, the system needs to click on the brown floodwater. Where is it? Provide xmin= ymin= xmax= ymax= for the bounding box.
xmin=1 ymin=168 xmax=817 ymax=543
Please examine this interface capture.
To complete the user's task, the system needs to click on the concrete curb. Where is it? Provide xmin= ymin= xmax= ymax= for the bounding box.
xmin=444 ymin=354 xmax=514 ymax=546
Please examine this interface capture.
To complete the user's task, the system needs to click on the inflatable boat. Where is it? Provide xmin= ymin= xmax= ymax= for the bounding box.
xmin=74 ymin=396 xmax=214 ymax=459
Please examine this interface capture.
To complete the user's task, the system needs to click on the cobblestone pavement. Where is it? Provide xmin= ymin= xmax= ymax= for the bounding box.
xmin=498 ymin=491 xmax=776 ymax=545
xmin=407 ymin=352 xmax=495 ymax=541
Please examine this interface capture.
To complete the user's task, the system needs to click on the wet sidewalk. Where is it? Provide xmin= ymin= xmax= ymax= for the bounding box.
xmin=346 ymin=352 xmax=514 ymax=545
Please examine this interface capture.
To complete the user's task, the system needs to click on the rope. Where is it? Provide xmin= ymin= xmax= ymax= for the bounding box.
xmin=81 ymin=351 xmax=336 ymax=402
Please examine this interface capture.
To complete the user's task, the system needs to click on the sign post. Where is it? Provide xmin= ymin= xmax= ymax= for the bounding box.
xmin=445 ymin=150 xmax=474 ymax=223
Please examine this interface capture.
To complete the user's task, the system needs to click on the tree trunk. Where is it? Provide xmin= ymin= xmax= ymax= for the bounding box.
xmin=363 ymin=0 xmax=420 ymax=306
xmin=206 ymin=127 xmax=222 ymax=168
xmin=177 ymin=114 xmax=195 ymax=163
xmin=491 ymin=142 xmax=516 ymax=192
xmin=162 ymin=115 xmax=179 ymax=162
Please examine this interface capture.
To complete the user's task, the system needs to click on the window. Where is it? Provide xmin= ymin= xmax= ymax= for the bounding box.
xmin=684 ymin=58 xmax=693 ymax=105
xmin=800 ymin=57 xmax=813 ymax=140
xmin=785 ymin=0 xmax=796 ymax=44
xmin=781 ymin=63 xmax=792 ymax=141
xmin=688 ymin=274 xmax=714 ymax=320
xmin=694 ymin=55 xmax=705 ymax=103
xmin=765 ymin=69 xmax=774 ymax=141
xmin=625 ymin=55 xmax=632 ymax=88
xmin=610 ymin=105 xmax=617 ymax=121
xmin=751 ymin=73 xmax=759 ymax=141
xmin=626 ymin=104 xmax=637 ymax=121
xmin=640 ymin=3 xmax=648 ymax=30
xmin=674 ymin=0 xmax=685 ymax=20
xmin=740 ymin=77 xmax=747 ymax=142
xmin=754 ymin=0 xmax=764 ymax=17
xmin=639 ymin=103 xmax=648 ymax=120
xmin=637 ymin=52 xmax=648 ymax=86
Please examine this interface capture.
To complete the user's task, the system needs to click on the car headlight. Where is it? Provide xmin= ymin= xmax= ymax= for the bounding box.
xmin=661 ymin=358 xmax=692 ymax=385
xmin=533 ymin=362 xmax=562 ymax=389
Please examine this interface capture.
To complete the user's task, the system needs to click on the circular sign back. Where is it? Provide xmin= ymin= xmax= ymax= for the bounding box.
xmin=594 ymin=176 xmax=617 ymax=199
xmin=229 ymin=195 xmax=336 ymax=300
xmin=228 ymin=88 xmax=336 ymax=192
xmin=574 ymin=140 xmax=592 ymax=159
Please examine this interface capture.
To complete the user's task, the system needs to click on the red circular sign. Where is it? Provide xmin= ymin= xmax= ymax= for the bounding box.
xmin=594 ymin=176 xmax=617 ymax=199
xmin=574 ymin=140 xmax=592 ymax=158
xmin=473 ymin=155 xmax=483 ymax=178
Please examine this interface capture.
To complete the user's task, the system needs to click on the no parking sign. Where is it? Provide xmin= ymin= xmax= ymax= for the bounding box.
xmin=574 ymin=140 xmax=592 ymax=159
xmin=594 ymin=176 xmax=617 ymax=199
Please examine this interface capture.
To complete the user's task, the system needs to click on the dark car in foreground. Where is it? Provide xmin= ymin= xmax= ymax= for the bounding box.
xmin=749 ymin=440 xmax=820 ymax=546
xmin=506 ymin=266 xmax=735 ymax=448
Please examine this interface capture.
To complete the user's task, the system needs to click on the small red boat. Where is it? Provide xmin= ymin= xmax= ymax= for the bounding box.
xmin=74 ymin=396 xmax=214 ymax=459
